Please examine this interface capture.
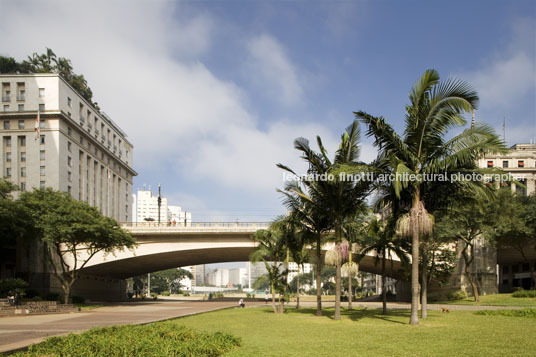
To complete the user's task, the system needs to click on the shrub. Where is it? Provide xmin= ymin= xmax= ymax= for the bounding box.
xmin=31 ymin=296 xmax=43 ymax=301
xmin=512 ymin=289 xmax=536 ymax=298
xmin=161 ymin=291 xmax=170 ymax=296
xmin=151 ymin=292 xmax=158 ymax=300
xmin=447 ymin=290 xmax=467 ymax=301
xmin=182 ymin=292 xmax=190 ymax=297
xmin=71 ymin=296 xmax=85 ymax=304
xmin=12 ymin=322 xmax=241 ymax=356
xmin=0 ymin=278 xmax=28 ymax=296
xmin=44 ymin=292 xmax=60 ymax=302
xmin=475 ymin=309 xmax=536 ymax=318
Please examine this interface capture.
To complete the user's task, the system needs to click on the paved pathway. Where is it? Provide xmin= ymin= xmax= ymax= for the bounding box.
xmin=0 ymin=300 xmax=263 ymax=354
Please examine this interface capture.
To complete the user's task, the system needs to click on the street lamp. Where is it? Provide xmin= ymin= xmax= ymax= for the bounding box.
xmin=157 ymin=184 xmax=162 ymax=226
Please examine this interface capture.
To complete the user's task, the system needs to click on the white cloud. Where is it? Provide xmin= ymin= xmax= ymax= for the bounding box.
xmin=0 ymin=0 xmax=341 ymax=215
xmin=469 ymin=52 xmax=534 ymax=110
xmin=246 ymin=34 xmax=304 ymax=106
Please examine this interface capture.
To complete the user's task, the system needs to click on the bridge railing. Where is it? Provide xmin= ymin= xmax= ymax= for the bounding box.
xmin=120 ymin=221 xmax=271 ymax=229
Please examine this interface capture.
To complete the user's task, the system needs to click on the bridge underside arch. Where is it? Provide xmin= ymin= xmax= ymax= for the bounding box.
xmin=79 ymin=247 xmax=404 ymax=280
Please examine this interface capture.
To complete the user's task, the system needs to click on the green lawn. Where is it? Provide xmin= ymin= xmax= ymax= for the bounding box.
xmin=432 ymin=293 xmax=536 ymax=307
xmin=176 ymin=306 xmax=536 ymax=356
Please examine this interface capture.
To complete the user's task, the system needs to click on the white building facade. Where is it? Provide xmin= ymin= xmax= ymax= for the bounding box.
xmin=0 ymin=74 xmax=136 ymax=222
xmin=136 ymin=189 xmax=168 ymax=223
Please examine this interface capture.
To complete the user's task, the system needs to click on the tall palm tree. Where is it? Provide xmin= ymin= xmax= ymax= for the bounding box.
xmin=359 ymin=215 xmax=409 ymax=315
xmin=355 ymin=69 xmax=505 ymax=324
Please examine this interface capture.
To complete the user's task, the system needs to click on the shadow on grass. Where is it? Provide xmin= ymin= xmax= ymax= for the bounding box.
xmin=260 ymin=306 xmax=411 ymax=324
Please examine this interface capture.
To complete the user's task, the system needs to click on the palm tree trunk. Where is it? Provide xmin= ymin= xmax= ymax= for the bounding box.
xmin=410 ymin=200 xmax=420 ymax=325
xmin=421 ymin=244 xmax=428 ymax=319
xmin=382 ymin=255 xmax=387 ymax=315
xmin=271 ymin=282 xmax=277 ymax=313
xmin=296 ymin=269 xmax=301 ymax=309
xmin=348 ymin=248 xmax=353 ymax=310
xmin=334 ymin=257 xmax=341 ymax=320
xmin=315 ymin=236 xmax=322 ymax=316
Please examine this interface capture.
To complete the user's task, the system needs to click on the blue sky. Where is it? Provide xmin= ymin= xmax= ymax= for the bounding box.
xmin=1 ymin=0 xmax=535 ymax=223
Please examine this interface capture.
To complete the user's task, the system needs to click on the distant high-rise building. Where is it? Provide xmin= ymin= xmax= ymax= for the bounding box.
xmin=168 ymin=205 xmax=192 ymax=226
xmin=136 ymin=189 xmax=168 ymax=223
xmin=193 ymin=264 xmax=205 ymax=286
xmin=229 ymin=267 xmax=247 ymax=287
xmin=206 ymin=268 xmax=229 ymax=287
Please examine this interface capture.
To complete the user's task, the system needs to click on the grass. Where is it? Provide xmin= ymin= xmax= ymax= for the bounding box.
xmin=432 ymin=293 xmax=536 ymax=307
xmin=175 ymin=306 xmax=536 ymax=356
xmin=8 ymin=322 xmax=240 ymax=357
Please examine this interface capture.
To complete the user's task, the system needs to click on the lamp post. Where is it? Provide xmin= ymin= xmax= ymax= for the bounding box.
xmin=157 ymin=184 xmax=162 ymax=226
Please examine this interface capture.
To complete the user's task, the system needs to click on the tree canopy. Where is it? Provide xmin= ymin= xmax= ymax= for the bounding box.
xmin=0 ymin=48 xmax=99 ymax=109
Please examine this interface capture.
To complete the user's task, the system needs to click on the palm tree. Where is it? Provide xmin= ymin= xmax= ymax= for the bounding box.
xmin=278 ymin=121 xmax=371 ymax=319
xmin=355 ymin=69 xmax=505 ymax=324
xmin=251 ymin=228 xmax=288 ymax=313
xmin=359 ymin=215 xmax=409 ymax=314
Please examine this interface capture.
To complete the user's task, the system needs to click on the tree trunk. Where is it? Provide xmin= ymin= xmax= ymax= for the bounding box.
xmin=348 ymin=249 xmax=353 ymax=310
xmin=334 ymin=257 xmax=341 ymax=320
xmin=421 ymin=244 xmax=428 ymax=319
xmin=271 ymin=282 xmax=277 ymax=313
xmin=382 ymin=255 xmax=387 ymax=315
xmin=296 ymin=269 xmax=300 ymax=309
xmin=315 ymin=236 xmax=322 ymax=316
xmin=410 ymin=202 xmax=420 ymax=325
xmin=462 ymin=244 xmax=479 ymax=302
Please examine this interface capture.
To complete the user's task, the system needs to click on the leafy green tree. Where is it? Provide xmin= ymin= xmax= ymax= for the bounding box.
xmin=19 ymin=189 xmax=136 ymax=303
xmin=485 ymin=190 xmax=536 ymax=289
xmin=355 ymin=69 xmax=505 ymax=324
xmin=151 ymin=268 xmax=193 ymax=293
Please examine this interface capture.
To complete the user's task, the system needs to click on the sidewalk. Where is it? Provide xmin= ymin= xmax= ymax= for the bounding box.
xmin=0 ymin=300 xmax=263 ymax=354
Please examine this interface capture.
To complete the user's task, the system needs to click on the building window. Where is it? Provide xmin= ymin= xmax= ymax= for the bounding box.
xmin=518 ymin=160 xmax=524 ymax=168
xmin=6 ymin=168 xmax=11 ymax=177
xmin=503 ymin=161 xmax=509 ymax=168
xmin=67 ymin=127 xmax=72 ymax=136
xmin=40 ymin=166 xmax=45 ymax=176
xmin=39 ymin=88 xmax=45 ymax=97
xmin=40 ymin=150 xmax=45 ymax=160
xmin=80 ymin=136 xmax=83 ymax=145
xmin=18 ymin=120 xmax=24 ymax=129
xmin=40 ymin=181 xmax=45 ymax=189
xmin=20 ymin=152 xmax=26 ymax=162
xmin=3 ymin=105 xmax=8 ymax=111
xmin=67 ymin=141 xmax=72 ymax=152
xmin=68 ymin=112 xmax=71 ymax=118
xmin=4 ymin=136 xmax=11 ymax=147
xmin=487 ymin=161 xmax=493 ymax=168
xmin=18 ymin=136 xmax=26 ymax=147
xmin=3 ymin=121 xmax=9 ymax=129
xmin=18 ymin=104 xmax=24 ymax=111
xmin=40 ymin=135 xmax=45 ymax=145
xmin=68 ymin=156 xmax=72 ymax=167
xmin=67 ymin=171 xmax=72 ymax=182
xmin=20 ymin=182 xmax=26 ymax=191
xmin=39 ymin=119 xmax=45 ymax=129
xmin=67 ymin=185 xmax=72 ymax=195
xmin=20 ymin=167 xmax=26 ymax=177
xmin=5 ymin=152 xmax=11 ymax=162
xmin=67 ymin=97 xmax=72 ymax=107
xmin=39 ymin=103 xmax=45 ymax=112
